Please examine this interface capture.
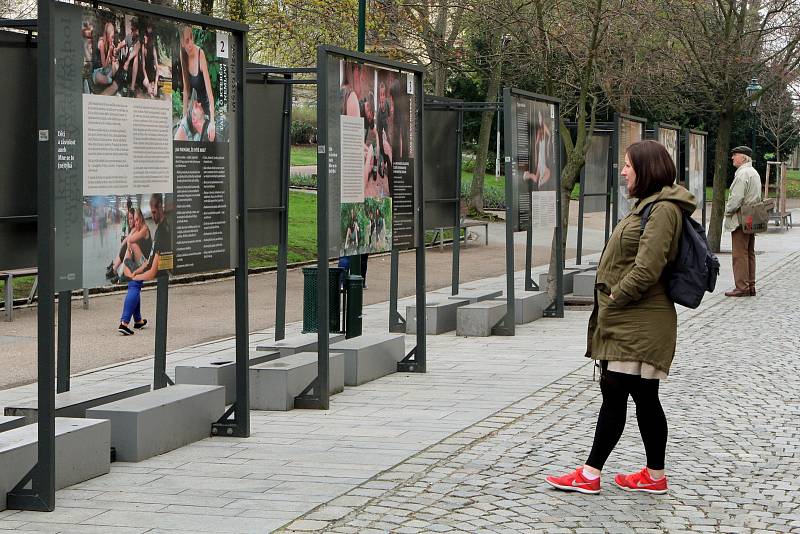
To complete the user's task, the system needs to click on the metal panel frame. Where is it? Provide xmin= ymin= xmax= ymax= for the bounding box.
xmin=576 ymin=128 xmax=613 ymax=265
xmin=389 ymin=99 xmax=499 ymax=333
xmin=7 ymin=1 xmax=249 ymax=512
xmin=307 ymin=45 xmax=427 ymax=412
xmin=686 ymin=128 xmax=709 ymax=229
xmin=612 ymin=112 xmax=648 ymax=228
xmin=500 ymin=87 xmax=564 ymax=334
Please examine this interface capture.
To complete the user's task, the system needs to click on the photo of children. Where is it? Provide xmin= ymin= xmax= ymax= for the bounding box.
xmin=340 ymin=198 xmax=392 ymax=256
xmin=81 ymin=12 xmax=172 ymax=99
xmin=337 ymin=58 xmax=411 ymax=256
xmin=82 ymin=193 xmax=174 ymax=289
xmin=522 ymin=102 xmax=557 ymax=192
xmin=172 ymin=26 xmax=228 ymax=142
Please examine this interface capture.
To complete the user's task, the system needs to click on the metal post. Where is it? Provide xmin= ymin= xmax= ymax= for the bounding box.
xmin=8 ymin=0 xmax=55 ymax=511
xmin=357 ymin=0 xmax=366 ymax=52
xmin=56 ymin=290 xmax=71 ymax=393
xmin=452 ymin=110 xmax=463 ymax=295
xmin=576 ymin=169 xmax=586 ymax=265
xmin=497 ymin=88 xmax=514 ymax=336
xmin=232 ymin=31 xmax=250 ymax=435
xmin=388 ymin=248 xmax=403 ymax=332
xmin=316 ymin=47 xmax=330 ymax=409
xmin=275 ymin=74 xmax=291 ymax=341
xmin=524 ymin=224 xmax=534 ymax=291
xmin=153 ymin=275 xmax=169 ymax=389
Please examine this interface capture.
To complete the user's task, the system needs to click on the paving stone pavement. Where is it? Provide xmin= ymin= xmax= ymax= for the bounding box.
xmin=282 ymin=251 xmax=800 ymax=534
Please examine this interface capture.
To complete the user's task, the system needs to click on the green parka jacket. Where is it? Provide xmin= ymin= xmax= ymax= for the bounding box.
xmin=586 ymin=184 xmax=697 ymax=374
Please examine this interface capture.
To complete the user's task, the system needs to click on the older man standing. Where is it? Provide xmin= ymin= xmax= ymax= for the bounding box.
xmin=724 ymin=146 xmax=762 ymax=297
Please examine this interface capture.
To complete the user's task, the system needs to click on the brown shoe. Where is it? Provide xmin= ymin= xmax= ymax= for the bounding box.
xmin=749 ymin=288 xmax=756 ymax=296
xmin=724 ymin=289 xmax=749 ymax=297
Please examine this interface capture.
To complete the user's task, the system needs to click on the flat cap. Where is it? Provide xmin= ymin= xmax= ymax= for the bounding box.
xmin=731 ymin=146 xmax=753 ymax=157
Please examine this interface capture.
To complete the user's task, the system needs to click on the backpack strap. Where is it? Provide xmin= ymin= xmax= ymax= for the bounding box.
xmin=639 ymin=202 xmax=656 ymax=235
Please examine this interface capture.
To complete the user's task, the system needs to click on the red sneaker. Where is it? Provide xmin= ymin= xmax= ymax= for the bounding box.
xmin=545 ymin=467 xmax=601 ymax=494
xmin=614 ymin=467 xmax=668 ymax=494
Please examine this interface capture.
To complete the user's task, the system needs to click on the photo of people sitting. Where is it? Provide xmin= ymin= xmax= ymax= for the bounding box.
xmin=81 ymin=13 xmax=171 ymax=99
xmin=340 ymin=62 xmax=413 ymax=201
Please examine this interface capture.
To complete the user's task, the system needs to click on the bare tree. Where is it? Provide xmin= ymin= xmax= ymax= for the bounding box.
xmin=757 ymin=71 xmax=800 ymax=161
xmin=661 ymin=0 xmax=800 ymax=251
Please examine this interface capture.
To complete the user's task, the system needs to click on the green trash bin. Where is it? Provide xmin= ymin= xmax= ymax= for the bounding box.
xmin=302 ymin=267 xmax=343 ymax=333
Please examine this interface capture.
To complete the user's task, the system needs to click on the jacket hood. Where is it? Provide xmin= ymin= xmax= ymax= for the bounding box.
xmin=633 ymin=184 xmax=697 ymax=215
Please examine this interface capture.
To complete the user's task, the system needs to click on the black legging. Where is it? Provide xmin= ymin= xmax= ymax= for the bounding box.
xmin=586 ymin=368 xmax=668 ymax=471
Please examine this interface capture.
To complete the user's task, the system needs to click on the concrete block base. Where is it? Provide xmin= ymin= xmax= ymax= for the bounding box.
xmin=573 ymin=270 xmax=597 ymax=297
xmin=538 ymin=268 xmax=580 ymax=294
xmin=1 ymin=418 xmax=110 ymax=511
xmin=406 ymin=299 xmax=468 ymax=334
xmin=175 ymin=350 xmax=281 ymax=404
xmin=250 ymin=352 xmax=345 ymax=411
xmin=457 ymin=299 xmax=507 ymax=337
xmin=514 ymin=291 xmax=551 ymax=324
xmin=0 ymin=416 xmax=25 ymax=433
xmin=86 ymin=384 xmax=225 ymax=463
xmin=431 ymin=288 xmax=503 ymax=304
xmin=4 ymin=383 xmax=151 ymax=424
xmin=331 ymin=334 xmax=405 ymax=386
xmin=255 ymin=333 xmax=346 ymax=357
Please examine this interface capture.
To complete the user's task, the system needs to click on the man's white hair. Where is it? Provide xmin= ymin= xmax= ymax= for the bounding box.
xmin=740 ymin=154 xmax=753 ymax=164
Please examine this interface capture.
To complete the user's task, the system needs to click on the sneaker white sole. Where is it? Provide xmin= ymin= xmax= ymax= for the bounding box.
xmin=545 ymin=478 xmax=600 ymax=494
xmin=614 ymin=481 xmax=668 ymax=494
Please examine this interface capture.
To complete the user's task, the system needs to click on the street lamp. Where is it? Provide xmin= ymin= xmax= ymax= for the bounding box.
xmin=746 ymin=77 xmax=763 ymax=155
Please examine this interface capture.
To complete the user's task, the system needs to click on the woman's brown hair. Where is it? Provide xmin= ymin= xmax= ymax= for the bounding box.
xmin=626 ymin=140 xmax=676 ymax=199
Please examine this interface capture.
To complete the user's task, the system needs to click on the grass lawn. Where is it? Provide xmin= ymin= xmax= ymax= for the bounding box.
xmin=290 ymin=145 xmax=317 ymax=166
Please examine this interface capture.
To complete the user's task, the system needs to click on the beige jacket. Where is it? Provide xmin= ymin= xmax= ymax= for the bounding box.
xmin=724 ymin=162 xmax=762 ymax=231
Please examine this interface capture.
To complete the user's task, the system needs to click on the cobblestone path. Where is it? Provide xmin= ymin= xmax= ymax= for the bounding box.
xmin=284 ymin=252 xmax=800 ymax=533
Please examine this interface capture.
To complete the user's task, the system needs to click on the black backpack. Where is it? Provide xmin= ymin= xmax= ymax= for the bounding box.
xmin=640 ymin=202 xmax=720 ymax=309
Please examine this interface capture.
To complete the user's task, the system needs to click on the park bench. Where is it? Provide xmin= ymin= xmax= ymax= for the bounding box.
xmin=175 ymin=350 xmax=281 ymax=404
xmin=331 ymin=333 xmax=405 ymax=386
xmin=1 ymin=267 xmax=91 ymax=321
xmin=430 ymin=203 xmax=489 ymax=250
xmin=85 ymin=384 xmax=225 ymax=462
xmin=250 ymin=351 xmax=345 ymax=411
xmin=4 ymin=382 xmax=151 ymax=423
xmin=1 ymin=267 xmax=37 ymax=322
xmin=1 ymin=418 xmax=110 ymax=511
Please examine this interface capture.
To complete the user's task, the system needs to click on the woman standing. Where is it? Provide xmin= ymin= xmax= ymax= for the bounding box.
xmin=545 ymin=140 xmax=696 ymax=494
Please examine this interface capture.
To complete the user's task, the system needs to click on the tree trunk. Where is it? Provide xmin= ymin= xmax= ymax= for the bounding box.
xmin=707 ymin=108 xmax=734 ymax=252
xmin=433 ymin=65 xmax=447 ymax=97
xmin=546 ymin=126 xmax=589 ymax=299
xmin=469 ymin=70 xmax=500 ymax=212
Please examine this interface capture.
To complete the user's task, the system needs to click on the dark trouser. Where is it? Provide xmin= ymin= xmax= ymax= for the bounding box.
xmin=586 ymin=369 xmax=668 ymax=471
xmin=360 ymin=253 xmax=368 ymax=282
xmin=731 ymin=228 xmax=756 ymax=292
